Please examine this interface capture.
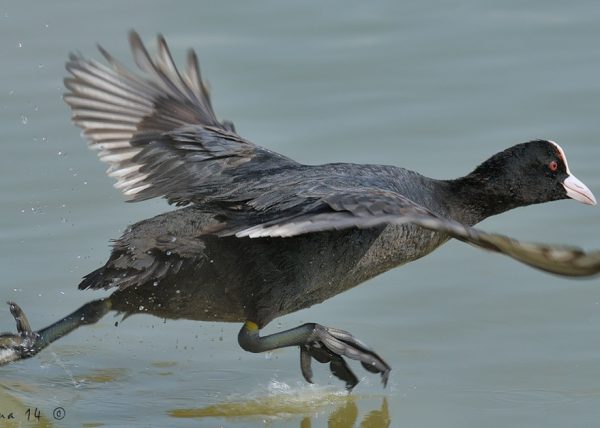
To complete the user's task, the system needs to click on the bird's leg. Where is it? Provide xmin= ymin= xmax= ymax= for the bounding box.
xmin=0 ymin=298 xmax=112 ymax=365
xmin=238 ymin=321 xmax=391 ymax=390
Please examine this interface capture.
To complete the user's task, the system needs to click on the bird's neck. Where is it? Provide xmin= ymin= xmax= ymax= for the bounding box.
xmin=440 ymin=174 xmax=523 ymax=225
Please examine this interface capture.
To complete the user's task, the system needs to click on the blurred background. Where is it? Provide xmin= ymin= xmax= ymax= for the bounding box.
xmin=1 ymin=1 xmax=600 ymax=426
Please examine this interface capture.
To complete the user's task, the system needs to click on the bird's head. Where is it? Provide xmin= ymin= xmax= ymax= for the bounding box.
xmin=459 ymin=140 xmax=596 ymax=219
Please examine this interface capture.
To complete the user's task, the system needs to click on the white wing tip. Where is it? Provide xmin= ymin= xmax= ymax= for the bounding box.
xmin=122 ymin=183 xmax=152 ymax=196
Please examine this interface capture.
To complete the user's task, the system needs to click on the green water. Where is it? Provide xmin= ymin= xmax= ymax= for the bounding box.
xmin=1 ymin=1 xmax=600 ymax=426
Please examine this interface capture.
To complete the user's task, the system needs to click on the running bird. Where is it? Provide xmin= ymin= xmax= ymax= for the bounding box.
xmin=1 ymin=31 xmax=599 ymax=390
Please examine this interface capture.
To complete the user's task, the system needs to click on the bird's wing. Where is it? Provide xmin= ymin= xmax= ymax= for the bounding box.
xmin=220 ymin=188 xmax=600 ymax=277
xmin=64 ymin=31 xmax=295 ymax=205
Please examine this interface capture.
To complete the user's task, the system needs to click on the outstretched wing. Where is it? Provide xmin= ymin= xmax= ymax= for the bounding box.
xmin=219 ymin=188 xmax=600 ymax=277
xmin=64 ymin=31 xmax=295 ymax=205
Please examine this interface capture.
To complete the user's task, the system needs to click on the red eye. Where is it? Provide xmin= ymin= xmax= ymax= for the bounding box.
xmin=549 ymin=160 xmax=558 ymax=172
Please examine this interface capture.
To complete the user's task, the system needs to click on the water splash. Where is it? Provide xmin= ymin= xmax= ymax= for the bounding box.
xmin=169 ymin=379 xmax=349 ymax=419
xmin=50 ymin=352 xmax=83 ymax=388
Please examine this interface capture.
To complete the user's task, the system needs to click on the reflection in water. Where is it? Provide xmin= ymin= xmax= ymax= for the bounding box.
xmin=358 ymin=398 xmax=390 ymax=428
xmin=73 ymin=367 xmax=128 ymax=385
xmin=168 ymin=384 xmax=390 ymax=427
xmin=326 ymin=398 xmax=359 ymax=427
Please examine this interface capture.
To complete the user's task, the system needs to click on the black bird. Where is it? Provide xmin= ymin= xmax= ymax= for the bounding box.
xmin=1 ymin=32 xmax=599 ymax=390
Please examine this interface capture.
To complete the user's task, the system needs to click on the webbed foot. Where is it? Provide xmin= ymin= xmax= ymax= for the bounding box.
xmin=238 ymin=321 xmax=391 ymax=390
xmin=0 ymin=302 xmax=40 ymax=365
xmin=1 ymin=298 xmax=112 ymax=366
xmin=299 ymin=324 xmax=390 ymax=390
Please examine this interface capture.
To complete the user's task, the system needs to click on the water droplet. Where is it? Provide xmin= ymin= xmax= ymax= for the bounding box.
xmin=20 ymin=115 xmax=28 ymax=125
xmin=17 ymin=41 xmax=23 ymax=48
xmin=166 ymin=250 xmax=172 ymax=256
xmin=153 ymin=281 xmax=159 ymax=287
xmin=138 ymin=305 xmax=145 ymax=311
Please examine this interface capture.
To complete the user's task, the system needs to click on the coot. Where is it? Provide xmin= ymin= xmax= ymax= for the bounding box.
xmin=1 ymin=32 xmax=599 ymax=389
